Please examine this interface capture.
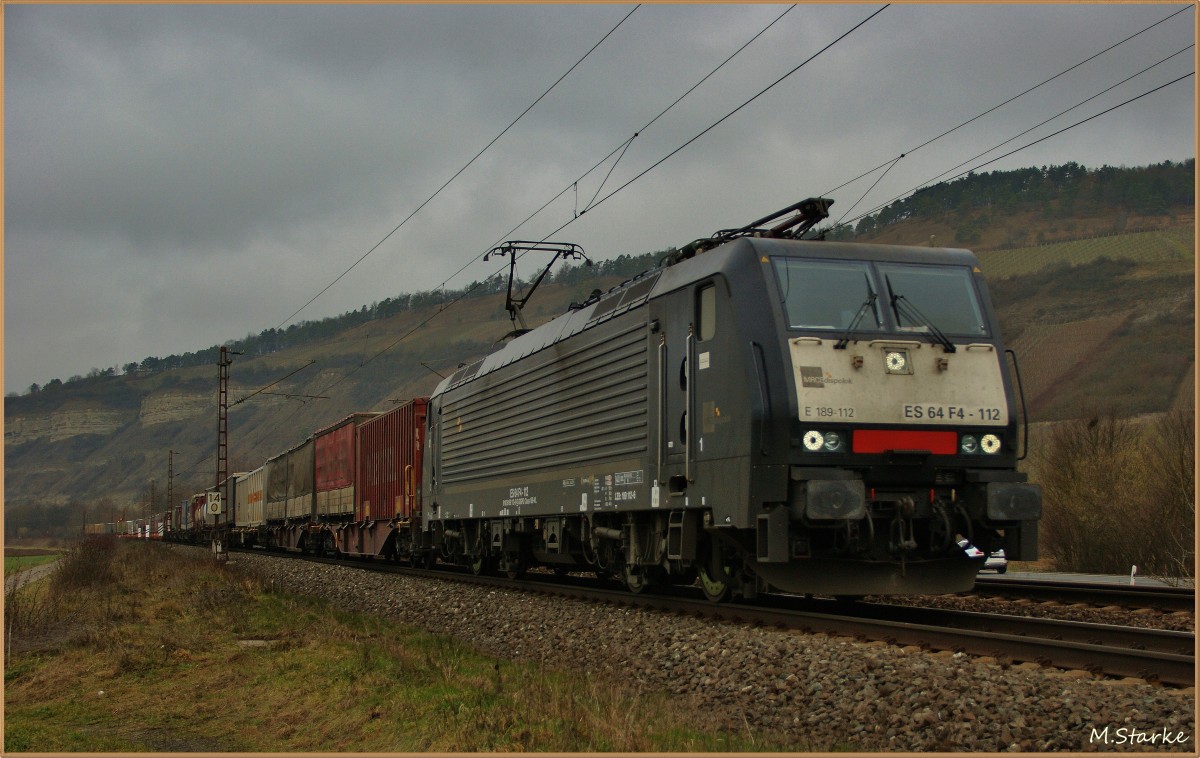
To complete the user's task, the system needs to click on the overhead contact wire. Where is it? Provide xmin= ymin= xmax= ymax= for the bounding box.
xmin=817 ymin=4 xmax=1192 ymax=202
xmin=539 ymin=4 xmax=890 ymax=242
xmin=310 ymin=3 xmax=807 ymax=397
xmin=433 ymin=4 xmax=798 ymax=293
xmin=893 ymin=43 xmax=1196 ymax=210
xmin=273 ymin=4 xmax=642 ymax=332
xmin=838 ymin=70 xmax=1196 ymax=231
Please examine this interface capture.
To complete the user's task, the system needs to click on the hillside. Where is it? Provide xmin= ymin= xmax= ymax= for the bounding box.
xmin=5 ymin=161 xmax=1194 ymax=522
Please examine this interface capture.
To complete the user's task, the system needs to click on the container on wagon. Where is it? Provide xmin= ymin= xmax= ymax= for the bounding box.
xmin=265 ymin=451 xmax=288 ymax=522
xmin=356 ymin=398 xmax=428 ymax=522
xmin=235 ymin=467 xmax=265 ymax=528
xmin=314 ymin=413 xmax=378 ymax=519
xmin=286 ymin=438 xmax=314 ymax=521
xmin=189 ymin=494 xmax=207 ymax=531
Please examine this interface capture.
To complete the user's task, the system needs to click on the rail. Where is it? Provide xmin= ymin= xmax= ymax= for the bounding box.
xmin=219 ymin=546 xmax=1195 ymax=687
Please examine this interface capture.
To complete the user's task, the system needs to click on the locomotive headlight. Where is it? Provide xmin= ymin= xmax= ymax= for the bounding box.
xmin=885 ymin=351 xmax=908 ymax=373
xmin=960 ymin=434 xmax=979 ymax=454
xmin=803 ymin=430 xmax=844 ymax=453
xmin=981 ymin=434 xmax=1001 ymax=454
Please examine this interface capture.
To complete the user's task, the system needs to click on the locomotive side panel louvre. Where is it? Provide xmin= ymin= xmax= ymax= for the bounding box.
xmin=439 ymin=316 xmax=649 ymax=487
xmin=440 ymin=363 xmax=646 ymax=460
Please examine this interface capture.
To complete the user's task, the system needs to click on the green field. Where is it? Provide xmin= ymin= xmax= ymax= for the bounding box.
xmin=4 ymin=552 xmax=62 ymax=575
xmin=979 ymin=226 xmax=1194 ymax=279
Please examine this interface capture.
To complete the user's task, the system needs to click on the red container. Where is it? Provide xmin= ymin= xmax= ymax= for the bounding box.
xmin=356 ymin=398 xmax=428 ymax=521
xmin=189 ymin=493 xmax=207 ymax=529
xmin=314 ymin=413 xmax=378 ymax=518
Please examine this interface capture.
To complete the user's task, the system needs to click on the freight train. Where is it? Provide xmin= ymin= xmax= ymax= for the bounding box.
xmin=104 ymin=198 xmax=1042 ymax=600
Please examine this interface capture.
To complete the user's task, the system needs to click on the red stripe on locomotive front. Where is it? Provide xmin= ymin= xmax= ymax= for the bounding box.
xmin=852 ymin=429 xmax=957 ymax=455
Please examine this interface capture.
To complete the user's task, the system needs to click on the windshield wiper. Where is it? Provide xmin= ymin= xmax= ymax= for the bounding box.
xmin=885 ymin=275 xmax=956 ymax=353
xmin=834 ymin=274 xmax=878 ymax=350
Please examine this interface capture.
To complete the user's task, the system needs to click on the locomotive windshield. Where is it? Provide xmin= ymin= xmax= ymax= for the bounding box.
xmin=773 ymin=259 xmax=881 ymax=330
xmin=772 ymin=258 xmax=988 ymax=337
xmin=877 ymin=263 xmax=987 ymax=337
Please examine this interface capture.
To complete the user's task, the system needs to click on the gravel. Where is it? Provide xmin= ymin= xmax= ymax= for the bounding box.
xmin=230 ymin=550 xmax=1195 ymax=752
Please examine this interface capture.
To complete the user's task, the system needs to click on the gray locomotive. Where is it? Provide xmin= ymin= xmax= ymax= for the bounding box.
xmin=424 ymin=198 xmax=1041 ymax=599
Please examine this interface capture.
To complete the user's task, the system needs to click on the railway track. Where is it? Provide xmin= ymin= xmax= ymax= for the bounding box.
xmin=973 ymin=576 xmax=1195 ymax=612
xmin=237 ymin=547 xmax=1196 ymax=687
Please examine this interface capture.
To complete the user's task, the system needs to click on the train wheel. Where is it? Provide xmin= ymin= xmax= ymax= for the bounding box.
xmin=698 ymin=539 xmax=733 ymax=602
xmin=501 ymin=552 xmax=525 ymax=580
xmin=470 ymin=554 xmax=491 ymax=576
xmin=322 ymin=532 xmax=338 ymax=559
xmin=623 ymin=567 xmax=647 ymax=594
xmin=698 ymin=563 xmax=732 ymax=603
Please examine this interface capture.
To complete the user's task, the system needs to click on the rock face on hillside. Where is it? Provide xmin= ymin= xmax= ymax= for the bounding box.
xmin=4 ymin=406 xmax=133 ymax=446
xmin=138 ymin=391 xmax=212 ymax=426
xmin=4 ymin=389 xmax=211 ymax=447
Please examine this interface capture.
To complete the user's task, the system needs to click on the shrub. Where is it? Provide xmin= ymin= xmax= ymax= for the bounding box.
xmin=1036 ymin=409 xmax=1194 ymax=581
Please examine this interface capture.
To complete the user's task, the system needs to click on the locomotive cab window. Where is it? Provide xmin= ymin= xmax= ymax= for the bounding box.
xmin=772 ymin=259 xmax=881 ymax=331
xmin=697 ymin=283 xmax=717 ymax=341
xmin=877 ymin=263 xmax=987 ymax=336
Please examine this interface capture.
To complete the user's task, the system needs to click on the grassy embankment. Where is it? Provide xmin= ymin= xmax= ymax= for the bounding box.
xmin=4 ymin=538 xmax=806 ymax=752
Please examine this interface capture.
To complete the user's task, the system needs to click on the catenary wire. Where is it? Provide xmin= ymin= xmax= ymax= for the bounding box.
xmin=428 ymin=5 xmax=798 ymax=302
xmin=848 ymin=43 xmax=1197 ymax=226
xmin=272 ymin=5 xmax=642 ymax=333
xmin=271 ymin=5 xmax=806 ymax=402
xmin=834 ymin=70 xmax=1196 ymax=233
xmin=536 ymin=4 xmax=890 ymax=243
xmin=817 ymin=4 xmax=1193 ymax=203
xmin=234 ymin=5 xmax=1175 ymax=428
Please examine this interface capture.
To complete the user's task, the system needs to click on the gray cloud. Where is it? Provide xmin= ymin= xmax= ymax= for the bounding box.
xmin=5 ymin=3 xmax=1194 ymax=392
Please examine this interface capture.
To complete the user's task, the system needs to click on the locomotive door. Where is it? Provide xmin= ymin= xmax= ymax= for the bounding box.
xmin=656 ymin=280 xmax=718 ymax=498
xmin=655 ymin=290 xmax=691 ymax=498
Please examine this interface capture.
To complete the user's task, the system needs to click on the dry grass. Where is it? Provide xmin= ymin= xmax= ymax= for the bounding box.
xmin=5 ymin=540 xmax=804 ymax=752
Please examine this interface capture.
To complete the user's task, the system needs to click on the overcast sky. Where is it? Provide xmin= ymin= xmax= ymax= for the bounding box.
xmin=4 ymin=3 xmax=1195 ymax=394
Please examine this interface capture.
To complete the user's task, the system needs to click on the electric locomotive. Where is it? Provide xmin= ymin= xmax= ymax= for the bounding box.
xmin=422 ymin=198 xmax=1040 ymax=599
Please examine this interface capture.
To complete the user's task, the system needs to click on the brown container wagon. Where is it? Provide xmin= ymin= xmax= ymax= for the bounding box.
xmin=339 ymin=397 xmax=428 ymax=559
xmin=189 ymin=494 xmax=208 ymax=534
xmin=314 ymin=413 xmax=379 ymax=519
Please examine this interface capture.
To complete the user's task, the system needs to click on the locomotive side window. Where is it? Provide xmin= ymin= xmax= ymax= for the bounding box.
xmin=877 ymin=263 xmax=987 ymax=336
xmin=698 ymin=283 xmax=716 ymax=341
xmin=772 ymin=259 xmax=881 ymax=331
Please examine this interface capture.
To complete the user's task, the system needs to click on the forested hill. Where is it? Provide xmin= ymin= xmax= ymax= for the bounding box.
xmin=825 ymin=158 xmax=1190 ymax=241
xmin=10 ymin=159 xmax=1193 ymax=401
xmin=4 ymin=158 xmax=1193 ymax=519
